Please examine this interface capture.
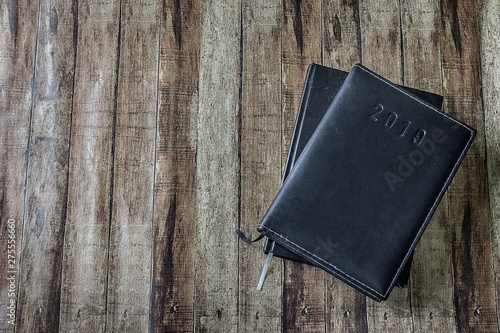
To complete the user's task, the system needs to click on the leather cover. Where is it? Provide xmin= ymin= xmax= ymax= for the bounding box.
xmin=264 ymin=63 xmax=444 ymax=287
xmin=257 ymin=63 xmax=476 ymax=301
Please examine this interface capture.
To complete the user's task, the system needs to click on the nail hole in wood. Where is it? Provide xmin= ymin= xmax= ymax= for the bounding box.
xmin=301 ymin=306 xmax=309 ymax=316
xmin=474 ymin=307 xmax=482 ymax=316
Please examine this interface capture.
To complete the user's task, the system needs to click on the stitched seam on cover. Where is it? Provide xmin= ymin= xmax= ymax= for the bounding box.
xmin=262 ymin=226 xmax=381 ymax=296
xmin=355 ymin=64 xmax=475 ymax=296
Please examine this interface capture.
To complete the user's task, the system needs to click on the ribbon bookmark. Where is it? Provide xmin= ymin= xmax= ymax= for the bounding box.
xmin=234 ymin=229 xmax=272 ymax=290
xmin=235 ymin=229 xmax=264 ymax=243
xmin=257 ymin=241 xmax=275 ymax=291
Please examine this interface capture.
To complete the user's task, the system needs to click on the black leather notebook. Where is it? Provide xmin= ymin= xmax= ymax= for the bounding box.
xmin=263 ymin=64 xmax=444 ymax=287
xmin=257 ymin=64 xmax=476 ymax=301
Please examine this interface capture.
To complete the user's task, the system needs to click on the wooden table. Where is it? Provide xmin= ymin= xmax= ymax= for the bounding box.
xmin=1 ymin=0 xmax=499 ymax=332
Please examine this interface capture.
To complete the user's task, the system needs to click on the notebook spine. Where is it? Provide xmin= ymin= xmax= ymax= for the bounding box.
xmin=281 ymin=63 xmax=317 ymax=186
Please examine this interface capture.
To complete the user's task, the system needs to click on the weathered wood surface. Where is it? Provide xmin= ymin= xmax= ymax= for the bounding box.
xmin=239 ymin=0 xmax=282 ymax=332
xmin=480 ymin=0 xmax=500 ymax=330
xmin=195 ymin=2 xmax=240 ymax=332
xmin=15 ymin=1 xmax=77 ymax=331
xmin=441 ymin=0 xmax=498 ymax=331
xmin=0 ymin=1 xmax=39 ymax=332
xmin=0 ymin=0 xmax=499 ymax=332
xmin=59 ymin=1 xmax=120 ymax=331
xmin=151 ymin=0 xmax=199 ymax=332
xmin=106 ymin=1 xmax=160 ymax=331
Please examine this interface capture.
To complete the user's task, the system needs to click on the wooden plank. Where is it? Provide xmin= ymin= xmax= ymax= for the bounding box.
xmin=359 ymin=0 xmax=402 ymax=81
xmin=150 ymin=0 xmax=200 ymax=332
xmin=281 ymin=1 xmax=325 ymax=332
xmin=14 ymin=0 xmax=77 ymax=331
xmin=0 ymin=0 xmax=39 ymax=331
xmin=105 ymin=0 xmax=160 ymax=331
xmin=322 ymin=0 xmax=361 ymax=69
xmin=58 ymin=1 xmax=120 ymax=331
xmin=322 ymin=1 xmax=368 ymax=332
xmin=194 ymin=1 xmax=241 ymax=332
xmin=478 ymin=0 xmax=500 ymax=329
xmin=440 ymin=0 xmax=498 ymax=331
xmin=401 ymin=0 xmax=442 ymax=94
xmin=238 ymin=0 xmax=282 ymax=332
xmin=401 ymin=0 xmax=457 ymax=332
xmin=359 ymin=0 xmax=413 ymax=332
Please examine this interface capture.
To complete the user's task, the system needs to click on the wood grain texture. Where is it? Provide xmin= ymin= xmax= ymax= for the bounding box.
xmin=15 ymin=1 xmax=77 ymax=331
xmin=322 ymin=1 xmax=368 ymax=332
xmin=440 ymin=0 xmax=498 ymax=331
xmin=105 ymin=1 xmax=160 ymax=331
xmin=322 ymin=0 xmax=361 ymax=70
xmin=0 ymin=0 xmax=499 ymax=331
xmin=0 ymin=0 xmax=39 ymax=331
xmin=281 ymin=1 xmax=325 ymax=332
xmin=359 ymin=0 xmax=402 ymax=81
xmin=58 ymin=1 xmax=120 ymax=331
xmin=238 ymin=0 xmax=282 ymax=332
xmin=360 ymin=1 xmax=413 ymax=332
xmin=479 ymin=0 xmax=500 ymax=329
xmin=194 ymin=1 xmax=241 ymax=332
xmin=401 ymin=0 xmax=456 ymax=332
xmin=151 ymin=0 xmax=199 ymax=332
